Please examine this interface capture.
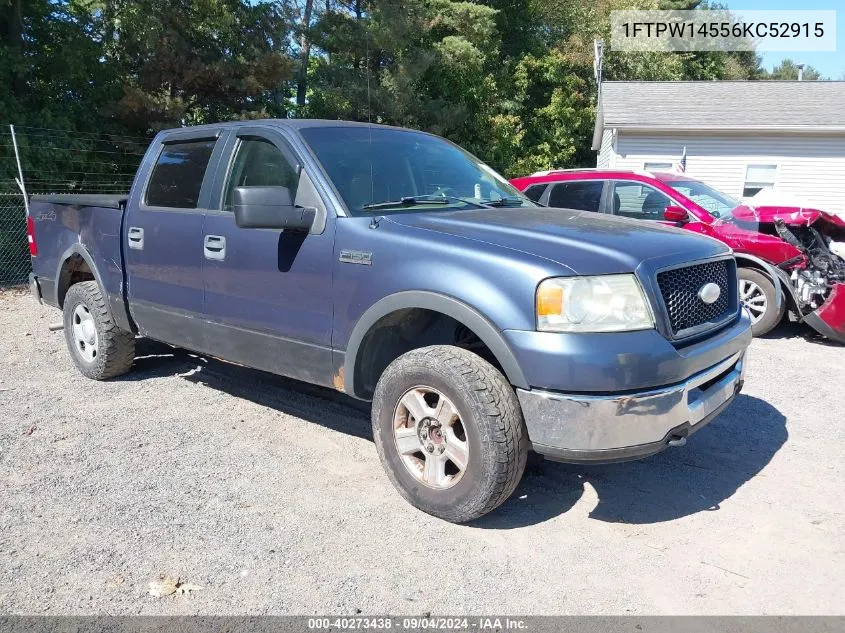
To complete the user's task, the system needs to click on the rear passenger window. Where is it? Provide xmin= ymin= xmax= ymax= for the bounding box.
xmin=145 ymin=139 xmax=217 ymax=208
xmin=523 ymin=184 xmax=548 ymax=203
xmin=547 ymin=181 xmax=603 ymax=212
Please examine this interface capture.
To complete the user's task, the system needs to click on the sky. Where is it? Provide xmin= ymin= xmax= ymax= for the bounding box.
xmin=727 ymin=0 xmax=844 ymax=79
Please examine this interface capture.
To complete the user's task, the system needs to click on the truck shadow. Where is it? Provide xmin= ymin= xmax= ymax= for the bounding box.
xmin=477 ymin=394 xmax=787 ymax=528
xmin=124 ymin=340 xmax=787 ymax=529
xmin=762 ymin=319 xmax=841 ymax=346
xmin=126 ymin=338 xmax=373 ymax=439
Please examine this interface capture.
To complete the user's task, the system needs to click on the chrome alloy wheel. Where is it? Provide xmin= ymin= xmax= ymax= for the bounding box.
xmin=71 ymin=304 xmax=99 ymax=362
xmin=392 ymin=386 xmax=469 ymax=490
xmin=739 ymin=278 xmax=768 ymax=324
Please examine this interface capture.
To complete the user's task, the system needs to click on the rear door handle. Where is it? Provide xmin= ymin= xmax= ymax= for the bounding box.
xmin=204 ymin=235 xmax=226 ymax=261
xmin=127 ymin=227 xmax=144 ymax=250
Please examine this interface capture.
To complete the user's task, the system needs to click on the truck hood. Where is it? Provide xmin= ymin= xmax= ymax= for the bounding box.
xmin=731 ymin=204 xmax=845 ymax=229
xmin=696 ymin=217 xmax=804 ymax=265
xmin=385 ymin=207 xmax=729 ymax=275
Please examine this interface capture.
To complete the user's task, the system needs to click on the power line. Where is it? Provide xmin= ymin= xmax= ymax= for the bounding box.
xmin=0 ymin=142 xmax=146 ymax=155
xmin=8 ymin=125 xmax=152 ymax=141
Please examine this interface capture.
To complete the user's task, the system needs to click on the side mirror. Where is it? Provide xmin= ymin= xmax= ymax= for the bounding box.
xmin=233 ymin=186 xmax=315 ymax=232
xmin=663 ymin=205 xmax=688 ymax=223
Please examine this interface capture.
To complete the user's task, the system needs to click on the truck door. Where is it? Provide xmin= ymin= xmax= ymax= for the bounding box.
xmin=201 ymin=127 xmax=337 ymax=387
xmin=124 ymin=132 xmax=224 ymax=350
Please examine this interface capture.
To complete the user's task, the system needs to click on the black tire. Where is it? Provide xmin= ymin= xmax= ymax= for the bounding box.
xmin=371 ymin=345 xmax=528 ymax=523
xmin=738 ymin=268 xmax=784 ymax=337
xmin=63 ymin=281 xmax=135 ymax=380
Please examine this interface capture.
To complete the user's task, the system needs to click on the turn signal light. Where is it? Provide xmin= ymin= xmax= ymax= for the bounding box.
xmin=536 ymin=284 xmax=563 ymax=317
xmin=26 ymin=216 xmax=37 ymax=257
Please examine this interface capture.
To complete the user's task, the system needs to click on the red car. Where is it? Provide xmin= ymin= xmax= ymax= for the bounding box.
xmin=510 ymin=169 xmax=845 ymax=342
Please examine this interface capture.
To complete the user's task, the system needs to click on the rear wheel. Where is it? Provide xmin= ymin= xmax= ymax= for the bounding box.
xmin=371 ymin=345 xmax=528 ymax=523
xmin=738 ymin=268 xmax=784 ymax=336
xmin=63 ymin=281 xmax=135 ymax=380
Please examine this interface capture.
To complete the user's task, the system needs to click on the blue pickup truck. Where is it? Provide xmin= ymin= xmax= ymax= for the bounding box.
xmin=27 ymin=119 xmax=752 ymax=522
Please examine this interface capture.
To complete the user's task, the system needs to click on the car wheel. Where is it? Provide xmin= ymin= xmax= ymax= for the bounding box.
xmin=371 ymin=345 xmax=528 ymax=523
xmin=63 ymin=281 xmax=135 ymax=380
xmin=738 ymin=268 xmax=784 ymax=336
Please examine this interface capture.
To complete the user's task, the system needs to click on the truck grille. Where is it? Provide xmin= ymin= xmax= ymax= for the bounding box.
xmin=656 ymin=259 xmax=735 ymax=337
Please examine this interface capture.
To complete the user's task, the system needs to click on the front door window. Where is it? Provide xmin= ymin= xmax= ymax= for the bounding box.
xmin=611 ymin=182 xmax=672 ymax=220
xmin=222 ymin=137 xmax=300 ymax=211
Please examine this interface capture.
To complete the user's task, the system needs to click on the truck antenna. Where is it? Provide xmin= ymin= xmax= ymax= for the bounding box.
xmin=365 ymin=18 xmax=379 ymax=229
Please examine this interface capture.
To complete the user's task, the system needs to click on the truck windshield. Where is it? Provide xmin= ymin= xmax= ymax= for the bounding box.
xmin=665 ymin=180 xmax=740 ymax=219
xmin=299 ymin=126 xmax=535 ymax=217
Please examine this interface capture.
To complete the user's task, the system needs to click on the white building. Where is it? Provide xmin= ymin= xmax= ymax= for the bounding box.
xmin=592 ymin=81 xmax=845 ymax=213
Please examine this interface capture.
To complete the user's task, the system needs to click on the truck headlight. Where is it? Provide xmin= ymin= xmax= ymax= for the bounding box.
xmin=536 ymin=274 xmax=654 ymax=333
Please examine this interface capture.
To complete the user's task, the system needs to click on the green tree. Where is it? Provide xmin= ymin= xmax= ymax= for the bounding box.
xmin=98 ymin=0 xmax=296 ymax=133
xmin=305 ymin=0 xmax=503 ymax=160
xmin=0 ymin=0 xmax=121 ymax=132
xmin=657 ymin=0 xmax=701 ymax=8
xmin=0 ymin=0 xmax=772 ymax=185
xmin=494 ymin=0 xmax=760 ymax=174
xmin=763 ymin=59 xmax=824 ymax=81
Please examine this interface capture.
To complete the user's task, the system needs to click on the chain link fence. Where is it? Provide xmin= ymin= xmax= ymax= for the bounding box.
xmin=0 ymin=191 xmax=28 ymax=286
xmin=0 ymin=125 xmax=148 ymax=287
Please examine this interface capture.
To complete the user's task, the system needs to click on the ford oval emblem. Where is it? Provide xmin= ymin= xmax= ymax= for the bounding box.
xmin=698 ymin=282 xmax=721 ymax=305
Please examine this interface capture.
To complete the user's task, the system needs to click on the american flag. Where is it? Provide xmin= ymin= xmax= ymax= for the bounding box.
xmin=677 ymin=147 xmax=687 ymax=173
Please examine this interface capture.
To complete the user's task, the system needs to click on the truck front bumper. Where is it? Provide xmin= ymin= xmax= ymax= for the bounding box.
xmin=518 ymin=350 xmax=746 ymax=464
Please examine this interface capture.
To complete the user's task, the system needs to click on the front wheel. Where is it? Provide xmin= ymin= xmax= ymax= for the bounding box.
xmin=738 ymin=268 xmax=784 ymax=337
xmin=371 ymin=345 xmax=528 ymax=523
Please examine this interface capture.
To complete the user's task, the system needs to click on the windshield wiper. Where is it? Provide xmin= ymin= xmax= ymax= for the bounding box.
xmin=363 ymin=196 xmax=452 ymax=210
xmin=480 ymin=196 xmax=524 ymax=207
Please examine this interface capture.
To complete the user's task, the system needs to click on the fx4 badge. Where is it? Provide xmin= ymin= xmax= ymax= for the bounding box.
xmin=339 ymin=250 xmax=372 ymax=266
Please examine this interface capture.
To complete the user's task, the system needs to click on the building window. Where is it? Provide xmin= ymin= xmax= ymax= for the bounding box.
xmin=743 ymin=164 xmax=777 ymax=198
xmin=644 ymin=162 xmax=673 ymax=172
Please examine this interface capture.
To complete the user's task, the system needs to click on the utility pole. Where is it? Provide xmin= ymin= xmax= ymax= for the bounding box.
xmin=296 ymin=0 xmax=315 ymax=106
xmin=593 ymin=39 xmax=604 ymax=88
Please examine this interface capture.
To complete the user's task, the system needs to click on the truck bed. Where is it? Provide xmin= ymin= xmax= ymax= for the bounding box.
xmin=28 ymin=194 xmax=131 ymax=332
xmin=30 ymin=194 xmax=128 ymax=210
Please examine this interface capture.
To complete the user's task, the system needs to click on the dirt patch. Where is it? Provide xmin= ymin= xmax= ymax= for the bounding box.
xmin=1 ymin=293 xmax=843 ymax=614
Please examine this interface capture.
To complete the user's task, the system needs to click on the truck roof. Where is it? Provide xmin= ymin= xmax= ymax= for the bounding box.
xmin=156 ymin=118 xmax=416 ymax=134
xmin=511 ymin=169 xmax=702 ymax=187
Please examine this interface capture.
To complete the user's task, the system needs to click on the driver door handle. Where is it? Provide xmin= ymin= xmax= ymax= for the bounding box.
xmin=127 ymin=227 xmax=144 ymax=250
xmin=204 ymin=235 xmax=226 ymax=261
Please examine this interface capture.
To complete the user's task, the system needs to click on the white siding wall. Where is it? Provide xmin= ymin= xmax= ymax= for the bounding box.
xmin=596 ymin=129 xmax=615 ymax=169
xmin=607 ymin=132 xmax=845 ymax=213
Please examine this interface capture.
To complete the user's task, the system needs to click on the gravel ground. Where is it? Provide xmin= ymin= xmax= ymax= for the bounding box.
xmin=1 ymin=289 xmax=844 ymax=615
